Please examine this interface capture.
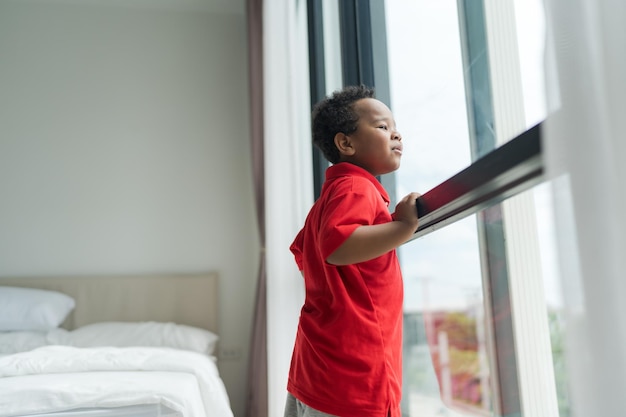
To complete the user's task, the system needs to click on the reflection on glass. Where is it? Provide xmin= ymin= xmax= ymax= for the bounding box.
xmin=400 ymin=216 xmax=489 ymax=416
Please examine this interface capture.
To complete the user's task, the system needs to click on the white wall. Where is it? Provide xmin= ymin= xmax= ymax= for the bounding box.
xmin=0 ymin=2 xmax=257 ymax=416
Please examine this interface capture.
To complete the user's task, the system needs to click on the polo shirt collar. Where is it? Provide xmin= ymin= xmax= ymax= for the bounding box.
xmin=326 ymin=162 xmax=390 ymax=205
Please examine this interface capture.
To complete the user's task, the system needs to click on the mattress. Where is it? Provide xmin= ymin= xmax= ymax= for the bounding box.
xmin=0 ymin=346 xmax=233 ymax=417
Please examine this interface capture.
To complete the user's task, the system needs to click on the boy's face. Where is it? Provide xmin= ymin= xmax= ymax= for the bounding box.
xmin=341 ymin=98 xmax=403 ymax=176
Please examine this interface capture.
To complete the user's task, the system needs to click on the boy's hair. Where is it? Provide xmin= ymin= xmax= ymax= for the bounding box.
xmin=312 ymin=85 xmax=375 ymax=164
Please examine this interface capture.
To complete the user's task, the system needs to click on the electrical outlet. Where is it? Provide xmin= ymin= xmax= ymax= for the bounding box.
xmin=219 ymin=346 xmax=242 ymax=361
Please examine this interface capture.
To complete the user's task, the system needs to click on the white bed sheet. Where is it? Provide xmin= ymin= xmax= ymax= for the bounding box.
xmin=0 ymin=346 xmax=233 ymax=417
xmin=23 ymin=404 xmax=180 ymax=417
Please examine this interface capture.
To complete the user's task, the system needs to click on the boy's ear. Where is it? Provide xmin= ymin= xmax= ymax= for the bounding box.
xmin=334 ymin=133 xmax=356 ymax=156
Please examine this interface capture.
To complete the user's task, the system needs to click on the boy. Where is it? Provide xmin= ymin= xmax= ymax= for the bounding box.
xmin=285 ymin=85 xmax=420 ymax=417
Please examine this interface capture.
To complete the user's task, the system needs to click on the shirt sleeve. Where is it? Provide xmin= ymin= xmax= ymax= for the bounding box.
xmin=319 ymin=179 xmax=380 ymax=261
xmin=290 ymin=228 xmax=305 ymax=271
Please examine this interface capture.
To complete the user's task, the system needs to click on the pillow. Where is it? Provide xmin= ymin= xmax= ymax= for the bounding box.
xmin=0 ymin=286 xmax=76 ymax=331
xmin=48 ymin=321 xmax=219 ymax=355
xmin=0 ymin=331 xmax=50 ymax=355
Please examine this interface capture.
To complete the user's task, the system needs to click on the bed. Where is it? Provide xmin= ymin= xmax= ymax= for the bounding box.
xmin=0 ymin=273 xmax=234 ymax=417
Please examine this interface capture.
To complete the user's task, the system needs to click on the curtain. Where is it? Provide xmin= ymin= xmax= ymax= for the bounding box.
xmin=246 ymin=1 xmax=313 ymax=416
xmin=263 ymin=1 xmax=313 ymax=416
xmin=543 ymin=0 xmax=626 ymax=415
xmin=245 ymin=0 xmax=267 ymax=416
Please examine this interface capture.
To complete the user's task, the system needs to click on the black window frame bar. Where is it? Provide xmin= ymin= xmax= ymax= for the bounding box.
xmin=307 ymin=0 xmax=395 ymax=203
xmin=338 ymin=0 xmax=397 ymax=206
xmin=307 ymin=0 xmax=328 ymax=200
xmin=412 ymin=123 xmax=543 ymax=239
xmin=338 ymin=0 xmax=374 ymax=89
xmin=337 ymin=0 xmax=391 ymax=105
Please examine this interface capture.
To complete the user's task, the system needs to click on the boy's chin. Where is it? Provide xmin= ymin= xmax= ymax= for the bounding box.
xmin=389 ymin=161 xmax=402 ymax=172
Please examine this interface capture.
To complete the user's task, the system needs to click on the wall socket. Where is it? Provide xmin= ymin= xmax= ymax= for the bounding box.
xmin=219 ymin=346 xmax=242 ymax=361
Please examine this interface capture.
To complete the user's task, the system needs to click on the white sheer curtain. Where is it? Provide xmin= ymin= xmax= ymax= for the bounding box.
xmin=263 ymin=1 xmax=312 ymax=416
xmin=543 ymin=0 xmax=626 ymax=415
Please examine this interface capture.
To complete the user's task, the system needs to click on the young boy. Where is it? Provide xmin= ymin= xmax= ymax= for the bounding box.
xmin=285 ymin=85 xmax=420 ymax=417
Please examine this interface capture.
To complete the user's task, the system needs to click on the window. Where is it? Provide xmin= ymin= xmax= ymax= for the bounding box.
xmin=306 ymin=0 xmax=570 ymax=415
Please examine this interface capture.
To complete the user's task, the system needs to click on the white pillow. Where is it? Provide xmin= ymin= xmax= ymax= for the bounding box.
xmin=48 ymin=321 xmax=219 ymax=355
xmin=0 ymin=286 xmax=76 ymax=331
xmin=0 ymin=331 xmax=50 ymax=354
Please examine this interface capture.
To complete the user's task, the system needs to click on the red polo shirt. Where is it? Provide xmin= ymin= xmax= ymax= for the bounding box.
xmin=288 ymin=162 xmax=403 ymax=417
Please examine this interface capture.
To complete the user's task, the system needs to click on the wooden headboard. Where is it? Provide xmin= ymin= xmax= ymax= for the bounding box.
xmin=0 ymin=272 xmax=219 ymax=333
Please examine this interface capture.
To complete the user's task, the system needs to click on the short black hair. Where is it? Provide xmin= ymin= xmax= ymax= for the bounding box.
xmin=311 ymin=85 xmax=375 ymax=164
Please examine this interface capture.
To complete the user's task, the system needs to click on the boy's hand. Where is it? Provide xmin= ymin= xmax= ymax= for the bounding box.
xmin=392 ymin=192 xmax=421 ymax=232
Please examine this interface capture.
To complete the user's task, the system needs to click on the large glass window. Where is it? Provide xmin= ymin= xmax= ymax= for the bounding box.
xmin=384 ymin=0 xmax=570 ymax=416
xmin=306 ymin=0 xmax=570 ymax=415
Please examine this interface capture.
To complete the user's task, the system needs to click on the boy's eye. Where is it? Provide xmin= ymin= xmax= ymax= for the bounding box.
xmin=378 ymin=125 xmax=388 ymax=130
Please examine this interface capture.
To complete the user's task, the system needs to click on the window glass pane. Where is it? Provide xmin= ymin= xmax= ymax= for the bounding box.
xmin=385 ymin=0 xmax=471 ymax=193
xmin=400 ymin=181 xmax=571 ymax=416
xmin=401 ymin=215 xmax=488 ymax=415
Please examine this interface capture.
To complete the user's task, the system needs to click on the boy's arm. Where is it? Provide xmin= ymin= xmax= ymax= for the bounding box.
xmin=327 ymin=192 xmax=420 ymax=265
